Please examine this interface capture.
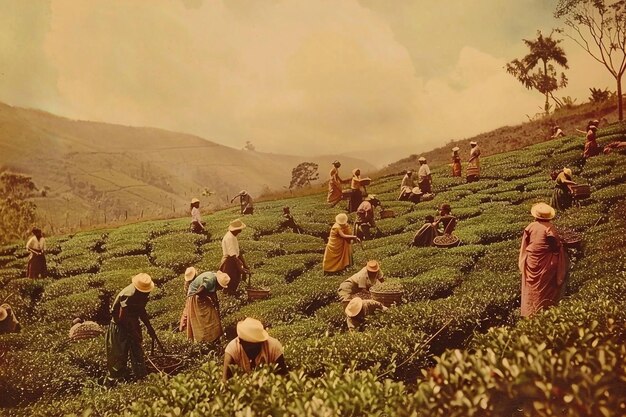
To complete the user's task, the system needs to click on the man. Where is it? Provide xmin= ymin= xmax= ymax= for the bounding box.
xmin=219 ymin=219 xmax=249 ymax=295
xmin=0 ymin=303 xmax=21 ymax=334
xmin=417 ymin=157 xmax=432 ymax=193
xmin=337 ymin=260 xmax=384 ymax=304
xmin=355 ymin=195 xmax=380 ymax=240
xmin=344 ymin=297 xmax=387 ymax=331
xmin=327 ymin=161 xmax=350 ymax=207
xmin=231 ymin=190 xmax=254 ymax=215
xmin=467 ymin=141 xmax=481 ymax=183
xmin=398 ymin=170 xmax=415 ymax=200
xmin=105 ymin=273 xmax=157 ymax=380
xmin=411 ymin=204 xmax=457 ymax=247
xmin=280 ymin=206 xmax=303 ymax=233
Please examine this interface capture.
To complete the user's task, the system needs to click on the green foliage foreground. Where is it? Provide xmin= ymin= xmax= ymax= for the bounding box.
xmin=1 ymin=125 xmax=626 ymax=416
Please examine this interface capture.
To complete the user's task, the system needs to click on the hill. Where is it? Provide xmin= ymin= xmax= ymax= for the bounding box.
xmin=1 ymin=123 xmax=625 ymax=415
xmin=378 ymin=100 xmax=619 ymax=176
xmin=0 ymin=102 xmax=374 ymax=232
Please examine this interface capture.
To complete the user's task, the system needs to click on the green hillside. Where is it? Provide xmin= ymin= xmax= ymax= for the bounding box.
xmin=1 ymin=124 xmax=625 ymax=416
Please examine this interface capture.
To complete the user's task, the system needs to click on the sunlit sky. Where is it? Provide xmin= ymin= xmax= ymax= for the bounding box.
xmin=0 ymin=0 xmax=616 ymax=165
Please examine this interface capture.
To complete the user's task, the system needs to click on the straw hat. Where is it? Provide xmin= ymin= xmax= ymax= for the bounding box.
xmin=452 ymin=146 xmax=460 ymax=152
xmin=335 ymin=213 xmax=348 ymax=225
xmin=0 ymin=306 xmax=7 ymax=321
xmin=132 ymin=273 xmax=155 ymax=293
xmin=366 ymin=260 xmax=380 ymax=272
xmin=240 ymin=190 xmax=248 ymax=195
xmin=418 ymin=157 xmax=427 ymax=162
xmin=406 ymin=169 xmax=413 ymax=175
xmin=589 ymin=125 xmax=598 ymax=131
xmin=563 ymin=168 xmax=572 ymax=177
xmin=363 ymin=194 xmax=377 ymax=201
xmin=411 ymin=187 xmax=423 ymax=195
xmin=216 ymin=271 xmax=231 ymax=288
xmin=191 ymin=198 xmax=200 ymax=204
xmin=184 ymin=267 xmax=197 ymax=282
xmin=530 ymin=203 xmax=556 ymax=220
xmin=236 ymin=317 xmax=269 ymax=343
xmin=470 ymin=141 xmax=478 ymax=146
xmin=228 ymin=219 xmax=246 ymax=232
xmin=345 ymin=297 xmax=364 ymax=317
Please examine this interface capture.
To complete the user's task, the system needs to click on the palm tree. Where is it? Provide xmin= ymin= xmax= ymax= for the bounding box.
xmin=507 ymin=30 xmax=569 ymax=114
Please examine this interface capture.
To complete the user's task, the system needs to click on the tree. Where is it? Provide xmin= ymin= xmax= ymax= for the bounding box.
xmin=589 ymin=86 xmax=613 ymax=103
xmin=0 ymin=172 xmax=38 ymax=243
xmin=506 ymin=30 xmax=569 ymax=114
xmin=555 ymin=0 xmax=626 ymax=120
xmin=289 ymin=162 xmax=319 ymax=189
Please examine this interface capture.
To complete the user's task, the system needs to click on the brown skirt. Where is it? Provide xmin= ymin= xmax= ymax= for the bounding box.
xmin=219 ymin=256 xmax=244 ymax=295
xmin=27 ymin=254 xmax=47 ymax=278
xmin=186 ymin=294 xmax=222 ymax=343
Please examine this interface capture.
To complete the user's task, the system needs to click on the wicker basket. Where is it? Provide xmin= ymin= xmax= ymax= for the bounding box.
xmin=147 ymin=354 xmax=184 ymax=375
xmin=433 ymin=234 xmax=460 ymax=248
xmin=247 ymin=287 xmax=271 ymax=301
xmin=370 ymin=289 xmax=404 ymax=307
xmin=569 ymin=184 xmax=591 ymax=200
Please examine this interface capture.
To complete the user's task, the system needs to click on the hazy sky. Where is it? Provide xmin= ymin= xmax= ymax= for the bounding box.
xmin=0 ymin=0 xmax=616 ymax=165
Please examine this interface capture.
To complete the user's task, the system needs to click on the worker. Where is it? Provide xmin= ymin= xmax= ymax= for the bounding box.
xmin=105 ymin=273 xmax=157 ymax=380
xmin=323 ymin=213 xmax=360 ymax=274
xmin=583 ymin=125 xmax=600 ymax=159
xmin=223 ymin=317 xmax=286 ymax=380
xmin=0 ymin=303 xmax=21 ymax=334
xmin=184 ymin=267 xmax=230 ymax=343
xmin=327 ymin=161 xmax=350 ymax=207
xmin=231 ymin=190 xmax=254 ymax=215
xmin=411 ymin=204 xmax=457 ymax=247
xmin=190 ymin=198 xmax=206 ymax=234
xmin=26 ymin=227 xmax=47 ymax=278
xmin=355 ymin=195 xmax=380 ymax=240
xmin=219 ymin=219 xmax=249 ymax=295
xmin=280 ymin=206 xmax=303 ymax=233
xmin=398 ymin=170 xmax=415 ymax=200
xmin=417 ymin=157 xmax=432 ymax=193
xmin=467 ymin=141 xmax=481 ymax=183
xmin=344 ymin=297 xmax=387 ymax=331
xmin=550 ymin=168 xmax=576 ymax=210
xmin=348 ymin=169 xmax=367 ymax=213
xmin=551 ymin=125 xmax=565 ymax=138
xmin=451 ymin=147 xmax=462 ymax=177
xmin=69 ymin=317 xmax=104 ymax=341
xmin=604 ymin=141 xmax=626 ymax=153
xmin=337 ymin=260 xmax=384 ymax=305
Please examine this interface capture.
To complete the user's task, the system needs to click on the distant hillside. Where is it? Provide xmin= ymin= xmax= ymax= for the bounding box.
xmin=377 ymin=100 xmax=618 ymax=177
xmin=0 ymin=102 xmax=373 ymax=231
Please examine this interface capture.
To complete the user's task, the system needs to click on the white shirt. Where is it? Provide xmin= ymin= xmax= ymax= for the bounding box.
xmin=418 ymin=164 xmax=431 ymax=179
xmin=26 ymin=236 xmax=46 ymax=252
xmin=221 ymin=231 xmax=240 ymax=257
xmin=191 ymin=207 xmax=202 ymax=223
xmin=346 ymin=267 xmax=384 ymax=289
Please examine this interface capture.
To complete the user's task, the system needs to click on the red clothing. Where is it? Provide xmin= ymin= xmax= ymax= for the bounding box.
xmin=583 ymin=130 xmax=600 ymax=159
xmin=518 ymin=221 xmax=568 ymax=317
xmin=451 ymin=155 xmax=462 ymax=177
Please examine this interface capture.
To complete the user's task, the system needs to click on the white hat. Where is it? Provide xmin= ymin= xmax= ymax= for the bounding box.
xmin=363 ymin=194 xmax=377 ymax=201
xmin=452 ymin=146 xmax=460 ymax=152
xmin=563 ymin=168 xmax=572 ymax=177
xmin=335 ymin=213 xmax=348 ymax=225
xmin=228 ymin=219 xmax=246 ymax=232
xmin=191 ymin=198 xmax=200 ymax=204
xmin=132 ymin=273 xmax=155 ymax=293
xmin=236 ymin=317 xmax=269 ymax=343
xmin=531 ymin=203 xmax=556 ymax=220
xmin=216 ymin=271 xmax=230 ymax=288
xmin=345 ymin=297 xmax=364 ymax=317
xmin=470 ymin=141 xmax=477 ymax=146
xmin=0 ymin=306 xmax=7 ymax=321
xmin=184 ymin=267 xmax=197 ymax=282
xmin=412 ymin=187 xmax=423 ymax=195
xmin=418 ymin=157 xmax=427 ymax=162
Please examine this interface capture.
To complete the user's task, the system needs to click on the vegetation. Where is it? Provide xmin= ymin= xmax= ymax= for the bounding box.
xmin=0 ymin=172 xmax=39 ymax=244
xmin=1 ymin=123 xmax=626 ymax=415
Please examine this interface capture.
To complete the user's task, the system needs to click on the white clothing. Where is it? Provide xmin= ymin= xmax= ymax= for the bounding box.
xmin=26 ymin=236 xmax=46 ymax=252
xmin=418 ymin=164 xmax=431 ymax=179
xmin=191 ymin=207 xmax=202 ymax=223
xmin=221 ymin=231 xmax=240 ymax=257
xmin=346 ymin=267 xmax=384 ymax=289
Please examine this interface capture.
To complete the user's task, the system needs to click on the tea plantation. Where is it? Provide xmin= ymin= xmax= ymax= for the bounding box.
xmin=1 ymin=126 xmax=626 ymax=416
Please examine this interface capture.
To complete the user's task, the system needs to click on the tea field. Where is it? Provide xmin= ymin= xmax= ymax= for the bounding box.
xmin=1 ymin=126 xmax=626 ymax=416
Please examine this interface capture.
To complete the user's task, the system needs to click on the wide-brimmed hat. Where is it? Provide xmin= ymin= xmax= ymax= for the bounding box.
xmin=363 ymin=194 xmax=377 ymax=201
xmin=452 ymin=146 xmax=460 ymax=152
xmin=237 ymin=317 xmax=269 ymax=343
xmin=184 ymin=267 xmax=197 ymax=282
xmin=345 ymin=297 xmax=364 ymax=317
xmin=589 ymin=125 xmax=598 ymax=131
xmin=411 ymin=187 xmax=423 ymax=195
xmin=132 ymin=273 xmax=155 ymax=293
xmin=332 ymin=160 xmax=341 ymax=165
xmin=418 ymin=157 xmax=427 ymax=162
xmin=563 ymin=168 xmax=572 ymax=177
xmin=240 ymin=190 xmax=248 ymax=195
xmin=228 ymin=219 xmax=246 ymax=232
xmin=592 ymin=119 xmax=600 ymax=125
xmin=470 ymin=141 xmax=478 ymax=146
xmin=216 ymin=271 xmax=231 ymax=288
xmin=0 ymin=306 xmax=7 ymax=321
xmin=191 ymin=198 xmax=200 ymax=204
xmin=406 ymin=169 xmax=413 ymax=175
xmin=335 ymin=213 xmax=348 ymax=225
xmin=531 ymin=203 xmax=556 ymax=220
xmin=366 ymin=260 xmax=380 ymax=273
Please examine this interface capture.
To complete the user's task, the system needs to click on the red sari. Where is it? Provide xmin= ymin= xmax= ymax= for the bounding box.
xmin=518 ymin=221 xmax=568 ymax=317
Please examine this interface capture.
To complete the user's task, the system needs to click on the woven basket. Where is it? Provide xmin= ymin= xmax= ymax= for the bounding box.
xmin=433 ymin=234 xmax=460 ymax=248
xmin=247 ymin=287 xmax=271 ymax=301
xmin=569 ymin=184 xmax=591 ymax=199
xmin=370 ymin=289 xmax=404 ymax=307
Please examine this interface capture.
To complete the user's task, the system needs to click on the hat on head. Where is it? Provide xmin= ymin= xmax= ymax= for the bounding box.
xmin=132 ymin=273 xmax=154 ymax=293
xmin=418 ymin=157 xmax=427 ymax=162
xmin=335 ymin=213 xmax=348 ymax=225
xmin=563 ymin=168 xmax=572 ymax=177
xmin=0 ymin=306 xmax=7 ymax=321
xmin=406 ymin=169 xmax=413 ymax=174
xmin=240 ymin=190 xmax=248 ymax=195
xmin=530 ymin=203 xmax=556 ymax=220
xmin=72 ymin=317 xmax=83 ymax=325
xmin=412 ymin=187 xmax=423 ymax=195
xmin=592 ymin=119 xmax=600 ymax=125
xmin=589 ymin=125 xmax=598 ymax=131
xmin=184 ymin=267 xmax=197 ymax=282
xmin=236 ymin=317 xmax=269 ymax=343
xmin=366 ymin=260 xmax=380 ymax=273
xmin=363 ymin=194 xmax=377 ymax=201
xmin=228 ymin=219 xmax=246 ymax=232
xmin=191 ymin=198 xmax=200 ymax=204
xmin=216 ymin=271 xmax=230 ymax=288
xmin=345 ymin=297 xmax=364 ymax=317
xmin=452 ymin=146 xmax=460 ymax=152
xmin=333 ymin=160 xmax=340 ymax=165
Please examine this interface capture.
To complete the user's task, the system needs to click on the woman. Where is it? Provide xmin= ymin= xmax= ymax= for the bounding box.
xmin=337 ymin=260 xmax=384 ymax=305
xmin=323 ymin=213 xmax=360 ymax=274
xmin=583 ymin=125 xmax=600 ymax=159
xmin=190 ymin=198 xmax=205 ymax=234
xmin=231 ymin=191 xmax=254 ymax=215
xmin=411 ymin=204 xmax=457 ymax=247
xmin=550 ymin=168 xmax=576 ymax=210
xmin=466 ymin=141 xmax=481 ymax=183
xmin=451 ymin=147 xmax=462 ymax=177
xmin=349 ymin=169 xmax=365 ymax=213
xmin=184 ymin=267 xmax=230 ymax=343
xmin=219 ymin=219 xmax=249 ymax=295
xmin=26 ymin=227 xmax=47 ymax=278
xmin=518 ymin=203 xmax=568 ymax=317
xmin=223 ymin=317 xmax=286 ymax=381
xmin=327 ymin=161 xmax=350 ymax=207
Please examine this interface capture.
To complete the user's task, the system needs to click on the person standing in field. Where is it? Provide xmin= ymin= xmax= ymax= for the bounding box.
xmin=231 ymin=190 xmax=254 ymax=215
xmin=190 ymin=198 xmax=206 ymax=234
xmin=417 ymin=157 xmax=432 ymax=193
xmin=183 ymin=267 xmax=230 ymax=343
xmin=323 ymin=213 xmax=360 ymax=274
xmin=451 ymin=147 xmax=462 ymax=177
xmin=466 ymin=141 xmax=481 ymax=183
xmin=583 ymin=125 xmax=600 ymax=159
xmin=550 ymin=168 xmax=576 ymax=210
xmin=327 ymin=161 xmax=350 ymax=207
xmin=219 ymin=219 xmax=249 ymax=295
xmin=348 ymin=168 xmax=367 ymax=213
xmin=26 ymin=227 xmax=47 ymax=278
xmin=518 ymin=203 xmax=568 ymax=317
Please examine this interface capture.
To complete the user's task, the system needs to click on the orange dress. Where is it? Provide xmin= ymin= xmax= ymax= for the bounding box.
xmin=452 ymin=155 xmax=462 ymax=177
xmin=323 ymin=223 xmax=354 ymax=273
xmin=327 ymin=167 xmax=343 ymax=204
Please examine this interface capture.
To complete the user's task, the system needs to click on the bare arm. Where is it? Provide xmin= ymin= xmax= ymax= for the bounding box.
xmin=337 ymin=229 xmax=360 ymax=242
xmin=223 ymin=353 xmax=235 ymax=381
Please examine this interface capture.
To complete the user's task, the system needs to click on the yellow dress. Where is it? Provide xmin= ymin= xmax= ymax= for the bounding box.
xmin=322 ymin=223 xmax=353 ymax=273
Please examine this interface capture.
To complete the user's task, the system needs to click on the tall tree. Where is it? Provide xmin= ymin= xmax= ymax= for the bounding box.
xmin=0 ymin=172 xmax=38 ymax=243
xmin=506 ymin=30 xmax=569 ymax=114
xmin=555 ymin=0 xmax=626 ymax=120
xmin=289 ymin=162 xmax=319 ymax=189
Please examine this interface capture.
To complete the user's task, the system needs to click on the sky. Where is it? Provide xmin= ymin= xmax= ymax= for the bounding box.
xmin=0 ymin=0 xmax=617 ymax=166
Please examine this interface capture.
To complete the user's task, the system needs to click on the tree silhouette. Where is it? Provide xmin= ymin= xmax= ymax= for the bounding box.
xmin=555 ymin=0 xmax=626 ymax=120
xmin=289 ymin=162 xmax=319 ymax=189
xmin=506 ymin=30 xmax=569 ymax=114
xmin=0 ymin=172 xmax=38 ymax=242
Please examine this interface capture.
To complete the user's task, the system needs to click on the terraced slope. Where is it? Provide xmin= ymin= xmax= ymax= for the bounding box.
xmin=1 ymin=124 xmax=625 ymax=416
